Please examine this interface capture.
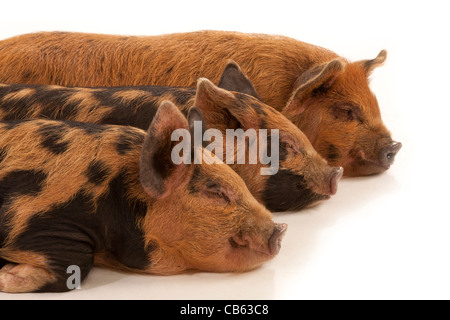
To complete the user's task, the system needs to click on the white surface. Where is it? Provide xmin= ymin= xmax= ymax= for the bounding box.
xmin=0 ymin=0 xmax=449 ymax=300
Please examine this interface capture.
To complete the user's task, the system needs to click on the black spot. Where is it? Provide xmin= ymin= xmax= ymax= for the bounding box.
xmin=0 ymin=84 xmax=81 ymax=122
xmin=116 ymin=128 xmax=145 ymax=155
xmin=86 ymin=160 xmax=111 ymax=185
xmin=2 ymin=119 xmax=26 ymax=130
xmin=134 ymin=86 xmax=196 ymax=106
xmin=262 ymin=169 xmax=327 ymax=212
xmin=171 ymin=88 xmax=196 ymax=105
xmin=63 ymin=120 xmax=106 ymax=135
xmin=95 ymin=170 xmax=151 ymax=269
xmin=92 ymin=88 xmax=159 ymax=130
xmin=0 ymin=148 xmax=7 ymax=164
xmin=0 ymin=84 xmax=195 ymax=133
xmin=234 ymin=93 xmax=270 ymax=128
xmin=326 ymin=143 xmax=341 ymax=161
xmin=236 ymin=93 xmax=268 ymax=116
xmin=12 ymin=170 xmax=152 ymax=292
xmin=35 ymin=87 xmax=87 ymax=121
xmin=13 ymin=191 xmax=98 ymax=292
xmin=0 ymin=196 xmax=11 ymax=247
xmin=166 ymin=66 xmax=174 ymax=74
xmin=0 ymin=170 xmax=47 ymax=196
xmin=0 ymin=86 xmax=37 ymax=121
xmin=102 ymin=101 xmax=158 ymax=130
xmin=116 ymin=135 xmax=135 ymax=155
xmin=38 ymin=123 xmax=69 ymax=154
xmin=42 ymin=100 xmax=78 ymax=121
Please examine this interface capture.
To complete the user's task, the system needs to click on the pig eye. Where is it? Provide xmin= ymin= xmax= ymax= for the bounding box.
xmin=332 ymin=105 xmax=358 ymax=122
xmin=203 ymin=181 xmax=231 ymax=203
xmin=345 ymin=109 xmax=353 ymax=120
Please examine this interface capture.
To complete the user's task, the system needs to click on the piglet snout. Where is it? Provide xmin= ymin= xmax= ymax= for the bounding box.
xmin=379 ymin=141 xmax=402 ymax=167
xmin=269 ymin=223 xmax=288 ymax=255
xmin=329 ymin=166 xmax=343 ymax=195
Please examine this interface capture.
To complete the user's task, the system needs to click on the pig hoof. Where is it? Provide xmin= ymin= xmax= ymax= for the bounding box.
xmin=0 ymin=263 xmax=53 ymax=293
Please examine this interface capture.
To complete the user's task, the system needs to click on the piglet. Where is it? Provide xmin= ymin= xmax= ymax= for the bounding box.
xmin=0 ymin=102 xmax=286 ymax=292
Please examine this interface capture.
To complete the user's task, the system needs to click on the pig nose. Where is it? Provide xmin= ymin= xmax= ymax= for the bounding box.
xmin=269 ymin=223 xmax=288 ymax=255
xmin=330 ymin=167 xmax=343 ymax=195
xmin=379 ymin=141 xmax=402 ymax=166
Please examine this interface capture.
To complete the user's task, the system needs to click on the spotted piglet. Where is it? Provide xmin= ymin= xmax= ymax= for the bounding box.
xmin=0 ymin=62 xmax=343 ymax=212
xmin=0 ymin=102 xmax=286 ymax=293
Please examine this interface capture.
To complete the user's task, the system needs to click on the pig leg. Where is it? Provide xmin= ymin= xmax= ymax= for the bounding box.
xmin=0 ymin=221 xmax=96 ymax=293
xmin=0 ymin=263 xmax=56 ymax=293
xmin=0 ymin=248 xmax=95 ymax=293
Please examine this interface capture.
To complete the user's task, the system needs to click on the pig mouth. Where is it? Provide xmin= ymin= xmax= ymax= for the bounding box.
xmin=229 ymin=237 xmax=272 ymax=256
xmin=350 ymin=149 xmax=391 ymax=172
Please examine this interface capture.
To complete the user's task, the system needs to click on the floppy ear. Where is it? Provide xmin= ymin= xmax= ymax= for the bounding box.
xmin=195 ymin=78 xmax=260 ymax=129
xmin=140 ymin=100 xmax=193 ymax=199
xmin=217 ymin=60 xmax=262 ymax=101
xmin=283 ymin=58 xmax=345 ymax=115
xmin=358 ymin=49 xmax=387 ymax=76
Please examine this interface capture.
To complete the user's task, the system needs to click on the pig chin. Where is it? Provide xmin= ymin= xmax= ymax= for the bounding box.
xmin=218 ymin=223 xmax=288 ymax=272
xmin=347 ymin=150 xmax=390 ymax=176
xmin=352 ymin=161 xmax=390 ymax=176
xmin=224 ymin=246 xmax=275 ymax=272
xmin=263 ymin=169 xmax=331 ymax=212
xmin=196 ymin=243 xmax=275 ymax=273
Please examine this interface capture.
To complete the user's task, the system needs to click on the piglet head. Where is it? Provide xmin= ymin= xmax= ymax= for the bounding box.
xmin=139 ymin=101 xmax=287 ymax=274
xmin=195 ymin=73 xmax=343 ymax=212
xmin=282 ymin=50 xmax=402 ymax=176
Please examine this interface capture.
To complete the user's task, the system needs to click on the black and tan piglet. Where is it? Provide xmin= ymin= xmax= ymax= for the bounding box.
xmin=0 ymin=101 xmax=287 ymax=293
xmin=0 ymin=62 xmax=343 ymax=212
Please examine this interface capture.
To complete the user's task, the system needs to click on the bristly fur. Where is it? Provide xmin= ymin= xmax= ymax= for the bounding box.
xmin=0 ymin=74 xmax=339 ymax=212
xmin=0 ymin=106 xmax=283 ymax=292
xmin=0 ymin=30 xmax=399 ymax=176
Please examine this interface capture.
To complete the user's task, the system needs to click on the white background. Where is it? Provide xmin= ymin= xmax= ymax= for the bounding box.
xmin=0 ymin=0 xmax=448 ymax=300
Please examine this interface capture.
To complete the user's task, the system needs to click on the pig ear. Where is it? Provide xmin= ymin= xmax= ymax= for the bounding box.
xmin=217 ymin=60 xmax=262 ymax=101
xmin=187 ymin=106 xmax=207 ymax=152
xmin=188 ymin=106 xmax=206 ymax=141
xmin=140 ymin=100 xmax=193 ymax=199
xmin=283 ymin=58 xmax=345 ymax=115
xmin=195 ymin=78 xmax=260 ymax=129
xmin=358 ymin=50 xmax=387 ymax=76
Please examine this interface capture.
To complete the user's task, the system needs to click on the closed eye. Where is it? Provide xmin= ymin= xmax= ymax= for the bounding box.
xmin=204 ymin=181 xmax=231 ymax=203
xmin=331 ymin=104 xmax=363 ymax=123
